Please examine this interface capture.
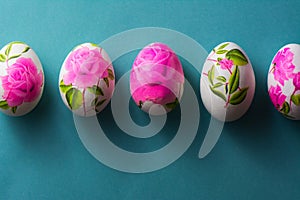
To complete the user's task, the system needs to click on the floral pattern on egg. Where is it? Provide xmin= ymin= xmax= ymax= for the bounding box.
xmin=268 ymin=44 xmax=300 ymax=119
xmin=59 ymin=43 xmax=115 ymax=117
xmin=0 ymin=41 xmax=44 ymax=116
xmin=130 ymin=42 xmax=184 ymax=115
xmin=200 ymin=42 xmax=255 ymax=122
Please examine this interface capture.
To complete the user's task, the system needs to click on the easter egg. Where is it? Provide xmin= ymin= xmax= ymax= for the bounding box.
xmin=200 ymin=42 xmax=255 ymax=122
xmin=267 ymin=43 xmax=300 ymax=120
xmin=0 ymin=41 xmax=44 ymax=116
xmin=59 ymin=43 xmax=115 ymax=117
xmin=130 ymin=42 xmax=184 ymax=115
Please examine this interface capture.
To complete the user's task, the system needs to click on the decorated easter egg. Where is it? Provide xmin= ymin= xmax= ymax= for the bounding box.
xmin=59 ymin=43 xmax=115 ymax=117
xmin=267 ymin=44 xmax=300 ymax=120
xmin=200 ymin=42 xmax=255 ymax=122
xmin=130 ymin=42 xmax=184 ymax=115
xmin=0 ymin=41 xmax=44 ymax=116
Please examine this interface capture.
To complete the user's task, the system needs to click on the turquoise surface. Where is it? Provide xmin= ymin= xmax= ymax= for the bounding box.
xmin=1 ymin=0 xmax=300 ymax=199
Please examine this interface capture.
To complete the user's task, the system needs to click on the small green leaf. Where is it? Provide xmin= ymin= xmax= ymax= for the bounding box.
xmin=228 ymin=66 xmax=240 ymax=94
xmin=90 ymin=43 xmax=99 ymax=47
xmin=0 ymin=54 xmax=6 ymax=62
xmin=22 ymin=46 xmax=30 ymax=53
xmin=280 ymin=101 xmax=290 ymax=115
xmin=96 ymin=99 xmax=106 ymax=108
xmin=5 ymin=44 xmax=12 ymax=56
xmin=107 ymin=69 xmax=114 ymax=80
xmin=217 ymin=57 xmax=222 ymax=62
xmin=208 ymin=65 xmax=215 ymax=85
xmin=291 ymin=94 xmax=300 ymax=106
xmin=59 ymin=80 xmax=72 ymax=94
xmin=11 ymin=106 xmax=17 ymax=114
xmin=66 ymin=88 xmax=83 ymax=110
xmin=103 ymin=77 xmax=109 ymax=88
xmin=10 ymin=41 xmax=25 ymax=45
xmin=87 ymin=85 xmax=104 ymax=96
xmin=226 ymin=49 xmax=248 ymax=66
xmin=165 ymin=98 xmax=179 ymax=110
xmin=229 ymin=87 xmax=248 ymax=105
xmin=8 ymin=54 xmax=21 ymax=61
xmin=209 ymin=85 xmax=226 ymax=102
xmin=217 ymin=43 xmax=229 ymax=50
xmin=0 ymin=100 xmax=9 ymax=110
xmin=216 ymin=50 xmax=228 ymax=54
xmin=91 ymin=97 xmax=99 ymax=106
xmin=213 ymin=82 xmax=223 ymax=88
xmin=216 ymin=76 xmax=226 ymax=82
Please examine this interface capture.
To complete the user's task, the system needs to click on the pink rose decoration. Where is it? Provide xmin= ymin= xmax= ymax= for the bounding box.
xmin=293 ymin=72 xmax=300 ymax=91
xmin=1 ymin=57 xmax=43 ymax=107
xmin=269 ymin=85 xmax=286 ymax=109
xmin=63 ymin=46 xmax=109 ymax=89
xmin=219 ymin=58 xmax=233 ymax=70
xmin=272 ymin=47 xmax=295 ymax=85
xmin=130 ymin=43 xmax=184 ymax=106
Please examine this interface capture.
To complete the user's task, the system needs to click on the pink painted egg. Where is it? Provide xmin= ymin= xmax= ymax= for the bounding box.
xmin=130 ymin=42 xmax=184 ymax=115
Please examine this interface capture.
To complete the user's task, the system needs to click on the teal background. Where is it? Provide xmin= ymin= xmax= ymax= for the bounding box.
xmin=1 ymin=0 xmax=300 ymax=199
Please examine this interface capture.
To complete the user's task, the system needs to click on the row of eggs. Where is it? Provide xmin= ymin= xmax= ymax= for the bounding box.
xmin=0 ymin=41 xmax=299 ymax=121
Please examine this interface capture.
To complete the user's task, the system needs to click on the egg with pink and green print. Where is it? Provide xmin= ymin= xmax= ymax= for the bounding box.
xmin=267 ymin=43 xmax=300 ymax=120
xmin=130 ymin=42 xmax=184 ymax=115
xmin=200 ymin=42 xmax=255 ymax=122
xmin=59 ymin=43 xmax=115 ymax=117
xmin=0 ymin=41 xmax=44 ymax=116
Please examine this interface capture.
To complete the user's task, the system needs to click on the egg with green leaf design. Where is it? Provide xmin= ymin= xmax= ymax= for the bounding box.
xmin=200 ymin=42 xmax=255 ymax=122
xmin=0 ymin=41 xmax=44 ymax=116
xmin=59 ymin=43 xmax=115 ymax=117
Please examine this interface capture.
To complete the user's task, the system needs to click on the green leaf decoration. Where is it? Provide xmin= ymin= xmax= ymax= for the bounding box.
xmin=66 ymin=88 xmax=83 ymax=110
xmin=216 ymin=50 xmax=228 ymax=54
xmin=216 ymin=76 xmax=226 ymax=82
xmin=96 ymin=99 xmax=106 ymax=108
xmin=213 ymin=82 xmax=223 ymax=88
xmin=228 ymin=66 xmax=240 ymax=94
xmin=229 ymin=87 xmax=248 ymax=105
xmin=103 ymin=77 xmax=109 ymax=88
xmin=165 ymin=98 xmax=179 ymax=110
xmin=225 ymin=49 xmax=248 ymax=66
xmin=0 ymin=54 xmax=6 ymax=62
xmin=87 ymin=85 xmax=104 ymax=96
xmin=90 ymin=43 xmax=99 ymax=47
xmin=208 ymin=65 xmax=215 ymax=85
xmin=22 ymin=46 xmax=30 ymax=53
xmin=209 ymin=85 xmax=226 ymax=102
xmin=0 ymin=100 xmax=9 ymax=110
xmin=11 ymin=106 xmax=17 ymax=114
xmin=5 ymin=44 xmax=12 ymax=56
xmin=107 ymin=69 xmax=114 ymax=80
xmin=291 ymin=94 xmax=300 ymax=106
xmin=217 ymin=43 xmax=229 ymax=50
xmin=10 ymin=41 xmax=25 ymax=45
xmin=59 ymin=80 xmax=72 ymax=94
xmin=280 ymin=101 xmax=290 ymax=115
xmin=8 ymin=54 xmax=21 ymax=61
xmin=225 ymin=84 xmax=228 ymax=94
xmin=91 ymin=97 xmax=99 ymax=106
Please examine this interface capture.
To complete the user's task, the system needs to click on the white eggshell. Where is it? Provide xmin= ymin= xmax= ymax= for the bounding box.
xmin=267 ymin=43 xmax=300 ymax=120
xmin=200 ymin=42 xmax=255 ymax=122
xmin=0 ymin=41 xmax=44 ymax=116
xmin=59 ymin=43 xmax=115 ymax=117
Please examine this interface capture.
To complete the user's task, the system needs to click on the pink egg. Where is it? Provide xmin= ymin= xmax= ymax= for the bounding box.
xmin=130 ymin=42 xmax=184 ymax=115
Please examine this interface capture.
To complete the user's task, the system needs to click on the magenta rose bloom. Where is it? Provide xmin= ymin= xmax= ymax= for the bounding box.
xmin=272 ymin=47 xmax=295 ymax=85
xmin=269 ymin=85 xmax=286 ymax=109
xmin=63 ymin=46 xmax=109 ymax=89
xmin=1 ymin=57 xmax=43 ymax=107
xmin=293 ymin=72 xmax=300 ymax=91
xmin=219 ymin=58 xmax=234 ymax=70
xmin=130 ymin=43 xmax=184 ymax=107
